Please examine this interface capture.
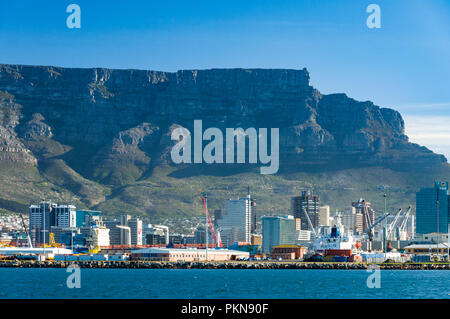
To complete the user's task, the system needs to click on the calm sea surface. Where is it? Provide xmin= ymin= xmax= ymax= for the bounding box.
xmin=0 ymin=268 xmax=448 ymax=299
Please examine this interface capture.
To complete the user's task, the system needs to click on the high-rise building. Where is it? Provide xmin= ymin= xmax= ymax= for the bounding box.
xmin=54 ymin=205 xmax=77 ymax=228
xmin=319 ymin=205 xmax=330 ymax=226
xmin=416 ymin=181 xmax=450 ymax=235
xmin=104 ymin=219 xmax=121 ymax=245
xmin=336 ymin=207 xmax=363 ymax=234
xmin=291 ymin=191 xmax=320 ymax=231
xmin=29 ymin=201 xmax=57 ymax=245
xmin=262 ymin=215 xmax=297 ymax=254
xmin=128 ymin=218 xmax=143 ymax=245
xmin=217 ymin=194 xmax=255 ymax=246
xmin=105 ymin=215 xmax=143 ymax=246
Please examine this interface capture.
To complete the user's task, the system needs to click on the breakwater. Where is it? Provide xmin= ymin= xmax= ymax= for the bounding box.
xmin=0 ymin=260 xmax=449 ymax=270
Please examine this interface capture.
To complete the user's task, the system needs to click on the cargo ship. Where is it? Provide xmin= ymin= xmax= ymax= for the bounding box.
xmin=310 ymin=222 xmax=365 ymax=262
xmin=312 ymin=223 xmax=408 ymax=263
xmin=314 ymin=224 xmax=358 ymax=253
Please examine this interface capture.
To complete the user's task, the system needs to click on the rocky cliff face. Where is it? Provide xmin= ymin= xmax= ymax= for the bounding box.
xmin=0 ymin=64 xmax=446 ymax=216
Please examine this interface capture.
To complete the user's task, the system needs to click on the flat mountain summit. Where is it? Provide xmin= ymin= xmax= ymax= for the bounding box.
xmin=0 ymin=64 xmax=447 ymax=222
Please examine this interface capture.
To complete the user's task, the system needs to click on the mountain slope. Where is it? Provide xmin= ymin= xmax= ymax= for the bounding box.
xmin=0 ymin=64 xmax=448 ymax=220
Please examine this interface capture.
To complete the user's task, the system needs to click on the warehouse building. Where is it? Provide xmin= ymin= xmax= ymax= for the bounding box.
xmin=131 ymin=247 xmax=249 ymax=261
xmin=404 ymin=243 xmax=449 ymax=255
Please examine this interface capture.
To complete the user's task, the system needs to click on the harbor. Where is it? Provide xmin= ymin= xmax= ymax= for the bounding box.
xmin=0 ymin=259 xmax=450 ymax=270
xmin=1 ymin=183 xmax=450 ymax=267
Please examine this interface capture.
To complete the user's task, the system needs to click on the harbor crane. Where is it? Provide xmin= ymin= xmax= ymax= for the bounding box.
xmin=362 ymin=212 xmax=390 ymax=238
xmin=386 ymin=208 xmax=403 ymax=241
xmin=361 ymin=200 xmax=374 ymax=251
xmin=396 ymin=206 xmax=412 ymax=241
xmin=201 ymin=195 xmax=223 ymax=248
xmin=361 ymin=200 xmax=390 ymax=251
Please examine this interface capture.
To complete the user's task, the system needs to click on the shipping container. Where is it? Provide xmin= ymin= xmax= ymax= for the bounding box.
xmin=65 ymin=255 xmax=78 ymax=261
xmin=332 ymin=255 xmax=348 ymax=262
xmin=78 ymin=254 xmax=92 ymax=261
xmin=54 ymin=255 xmax=66 ymax=261
xmin=108 ymin=254 xmax=129 ymax=261
xmin=412 ymin=255 xmax=431 ymax=262
xmin=92 ymin=254 xmax=108 ymax=261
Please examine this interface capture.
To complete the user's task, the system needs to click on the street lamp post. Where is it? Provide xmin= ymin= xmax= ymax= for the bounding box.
xmin=436 ymin=187 xmax=440 ymax=260
xmin=203 ymin=193 xmax=208 ymax=262
xmin=448 ymin=224 xmax=450 ymax=261
xmin=43 ymin=203 xmax=46 ymax=256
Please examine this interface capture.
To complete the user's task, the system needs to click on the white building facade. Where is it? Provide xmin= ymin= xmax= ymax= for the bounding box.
xmin=218 ymin=195 xmax=254 ymax=246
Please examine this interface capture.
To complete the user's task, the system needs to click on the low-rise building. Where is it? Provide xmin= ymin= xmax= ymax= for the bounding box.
xmin=414 ymin=232 xmax=449 ymax=244
xmin=270 ymin=244 xmax=307 ymax=260
xmin=404 ymin=243 xmax=449 ymax=255
xmin=131 ymin=247 xmax=249 ymax=262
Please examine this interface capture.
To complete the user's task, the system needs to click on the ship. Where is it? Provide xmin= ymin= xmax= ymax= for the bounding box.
xmin=313 ymin=224 xmax=359 ymax=253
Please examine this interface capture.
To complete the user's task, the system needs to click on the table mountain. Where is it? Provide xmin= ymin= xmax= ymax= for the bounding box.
xmin=0 ymin=64 xmax=447 ymax=221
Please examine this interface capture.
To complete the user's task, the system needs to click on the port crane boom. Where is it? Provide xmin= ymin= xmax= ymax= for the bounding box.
xmin=363 ymin=212 xmax=390 ymax=236
xmin=361 ymin=200 xmax=374 ymax=240
xmin=396 ymin=206 xmax=412 ymax=241
xmin=398 ymin=206 xmax=412 ymax=233
xmin=302 ymin=208 xmax=317 ymax=238
xmin=386 ymin=208 xmax=402 ymax=240
xmin=361 ymin=200 xmax=380 ymax=251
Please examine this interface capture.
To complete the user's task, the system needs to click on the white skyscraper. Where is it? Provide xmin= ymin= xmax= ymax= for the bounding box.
xmin=128 ymin=217 xmax=143 ymax=246
xmin=218 ymin=194 xmax=255 ymax=246
xmin=319 ymin=206 xmax=330 ymax=226
xmin=106 ymin=215 xmax=143 ymax=246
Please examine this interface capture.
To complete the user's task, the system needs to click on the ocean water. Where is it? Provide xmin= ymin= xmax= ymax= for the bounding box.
xmin=0 ymin=268 xmax=448 ymax=299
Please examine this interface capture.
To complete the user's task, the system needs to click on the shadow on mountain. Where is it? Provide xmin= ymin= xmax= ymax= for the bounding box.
xmin=167 ymin=164 xmax=256 ymax=178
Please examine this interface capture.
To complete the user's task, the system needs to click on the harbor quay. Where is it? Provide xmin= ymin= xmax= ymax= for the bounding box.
xmin=0 ymin=259 xmax=450 ymax=270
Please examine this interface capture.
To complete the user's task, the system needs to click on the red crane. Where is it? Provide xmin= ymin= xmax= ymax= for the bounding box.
xmin=202 ymin=196 xmax=223 ymax=247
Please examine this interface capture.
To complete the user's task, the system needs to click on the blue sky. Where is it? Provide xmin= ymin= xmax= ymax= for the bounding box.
xmin=1 ymin=0 xmax=449 ymax=158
